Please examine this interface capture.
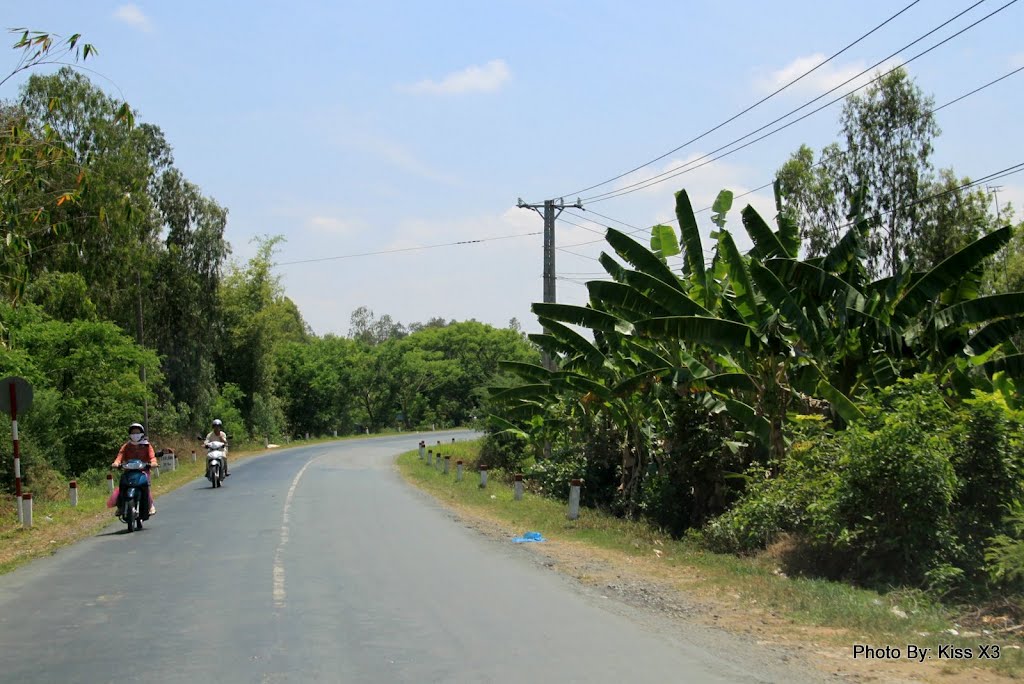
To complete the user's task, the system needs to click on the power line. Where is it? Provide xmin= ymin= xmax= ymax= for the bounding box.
xmin=557 ymin=160 xmax=1024 ymax=253
xmin=834 ymin=160 xmax=1024 ymax=230
xmin=555 ymin=0 xmax=924 ymax=200
xmin=580 ymin=60 xmax=1024 ymax=237
xmin=579 ymin=0 xmax=992 ymax=203
xmin=673 ymin=63 xmax=1024 ymax=218
xmin=273 ymin=231 xmax=541 ymax=266
xmin=932 ymin=63 xmax=1024 ymax=113
xmin=556 ymin=215 xmax=605 ymax=236
xmin=555 ymin=275 xmax=614 ymax=287
xmin=581 ymin=0 xmax=1010 ymax=204
xmin=646 ymin=62 xmax=1024 ymax=224
xmin=275 ymin=54 xmax=1020 ymax=272
xmin=565 ymin=210 xmax=645 ymax=237
xmin=556 ymin=247 xmax=604 ymax=262
xmin=575 ymin=208 xmax=642 ymax=231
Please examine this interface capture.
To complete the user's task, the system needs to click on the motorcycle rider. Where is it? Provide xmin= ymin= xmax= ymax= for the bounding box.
xmin=111 ymin=422 xmax=158 ymax=515
xmin=204 ymin=418 xmax=230 ymax=477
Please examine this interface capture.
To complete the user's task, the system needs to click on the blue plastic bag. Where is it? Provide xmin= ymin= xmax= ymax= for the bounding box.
xmin=511 ymin=531 xmax=545 ymax=543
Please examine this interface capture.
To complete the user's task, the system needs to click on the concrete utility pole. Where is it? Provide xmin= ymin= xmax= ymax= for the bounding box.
xmin=516 ymin=197 xmax=583 ymax=371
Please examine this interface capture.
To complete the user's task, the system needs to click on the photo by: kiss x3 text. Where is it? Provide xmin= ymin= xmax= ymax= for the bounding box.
xmin=853 ymin=644 xmax=1000 ymax=662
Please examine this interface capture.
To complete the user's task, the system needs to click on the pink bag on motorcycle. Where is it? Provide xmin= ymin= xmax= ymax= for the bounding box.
xmin=106 ymin=487 xmax=120 ymax=508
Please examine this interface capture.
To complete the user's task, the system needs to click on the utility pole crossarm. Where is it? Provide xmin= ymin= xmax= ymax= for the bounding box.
xmin=516 ymin=196 xmax=585 ymax=370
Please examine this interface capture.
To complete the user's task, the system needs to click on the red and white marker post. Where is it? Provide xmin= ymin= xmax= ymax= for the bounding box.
xmin=2 ymin=378 xmax=33 ymax=524
xmin=2 ymin=377 xmax=33 ymax=524
xmin=10 ymin=383 xmax=22 ymax=523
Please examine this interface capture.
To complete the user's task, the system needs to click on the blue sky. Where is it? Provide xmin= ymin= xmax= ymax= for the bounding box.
xmin=8 ymin=1 xmax=1024 ymax=335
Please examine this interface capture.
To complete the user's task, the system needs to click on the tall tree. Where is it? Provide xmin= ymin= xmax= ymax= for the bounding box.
xmin=218 ymin=235 xmax=307 ymax=430
xmin=18 ymin=68 xmax=156 ymax=324
xmin=912 ymin=168 xmax=993 ymax=271
xmin=0 ymin=31 xmax=101 ymax=306
xmin=349 ymin=305 xmax=407 ymax=345
xmin=778 ymin=67 xmax=947 ymax=276
xmin=149 ymin=166 xmax=230 ymax=417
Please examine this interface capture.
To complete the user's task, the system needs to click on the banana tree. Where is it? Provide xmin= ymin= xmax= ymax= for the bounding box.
xmin=488 ymin=301 xmax=679 ymax=513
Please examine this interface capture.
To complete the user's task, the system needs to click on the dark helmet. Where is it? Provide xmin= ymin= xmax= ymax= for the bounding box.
xmin=212 ymin=419 xmax=223 ymax=428
xmin=129 ymin=422 xmax=145 ymax=434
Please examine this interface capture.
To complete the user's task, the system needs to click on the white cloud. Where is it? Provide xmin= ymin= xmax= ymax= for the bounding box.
xmin=324 ymin=128 xmax=458 ymax=186
xmin=303 ymin=106 xmax=460 ymax=186
xmin=400 ymin=59 xmax=510 ymax=95
xmin=754 ymin=53 xmax=902 ymax=96
xmin=307 ymin=215 xmax=359 ymax=236
xmin=366 ymin=137 xmax=460 ymax=185
xmin=113 ymin=4 xmax=153 ymax=32
xmin=1011 ymin=53 xmax=1024 ymax=69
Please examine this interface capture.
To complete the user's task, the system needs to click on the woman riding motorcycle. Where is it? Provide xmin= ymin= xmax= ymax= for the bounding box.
xmin=204 ymin=418 xmax=229 ymax=477
xmin=111 ymin=422 xmax=158 ymax=515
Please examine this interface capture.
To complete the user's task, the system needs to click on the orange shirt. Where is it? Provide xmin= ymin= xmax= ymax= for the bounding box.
xmin=113 ymin=441 xmax=157 ymax=467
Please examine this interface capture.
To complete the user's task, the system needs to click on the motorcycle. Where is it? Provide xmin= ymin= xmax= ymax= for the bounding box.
xmin=205 ymin=440 xmax=227 ymax=488
xmin=116 ymin=460 xmax=152 ymax=533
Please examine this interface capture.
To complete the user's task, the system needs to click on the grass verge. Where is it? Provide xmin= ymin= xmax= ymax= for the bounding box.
xmin=397 ymin=440 xmax=1023 ymax=681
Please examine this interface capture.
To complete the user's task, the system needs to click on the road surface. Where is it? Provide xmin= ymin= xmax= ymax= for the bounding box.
xmin=0 ymin=432 xmax=824 ymax=683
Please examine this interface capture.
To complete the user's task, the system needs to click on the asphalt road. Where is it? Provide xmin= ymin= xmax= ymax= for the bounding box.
xmin=0 ymin=432 xmax=824 ymax=683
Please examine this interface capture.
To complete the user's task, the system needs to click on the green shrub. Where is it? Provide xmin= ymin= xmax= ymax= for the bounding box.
xmin=832 ymin=411 xmax=958 ymax=585
xmin=985 ymin=500 xmax=1024 ymax=587
xmin=527 ymin=443 xmax=619 ymax=509
xmin=701 ymin=420 xmax=841 ymax=554
xmin=208 ymin=383 xmax=247 ymax=440
xmin=951 ymin=393 xmax=1024 ymax=581
xmin=701 ymin=483 xmax=791 ymax=554
xmin=0 ymin=306 xmax=163 ymax=475
xmin=478 ymin=430 xmax=529 ymax=472
xmin=528 ymin=453 xmax=586 ymax=502
xmin=250 ymin=391 xmax=284 ymax=441
xmin=641 ymin=395 xmax=742 ymax=536
xmin=702 ymin=377 xmax=969 ymax=588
